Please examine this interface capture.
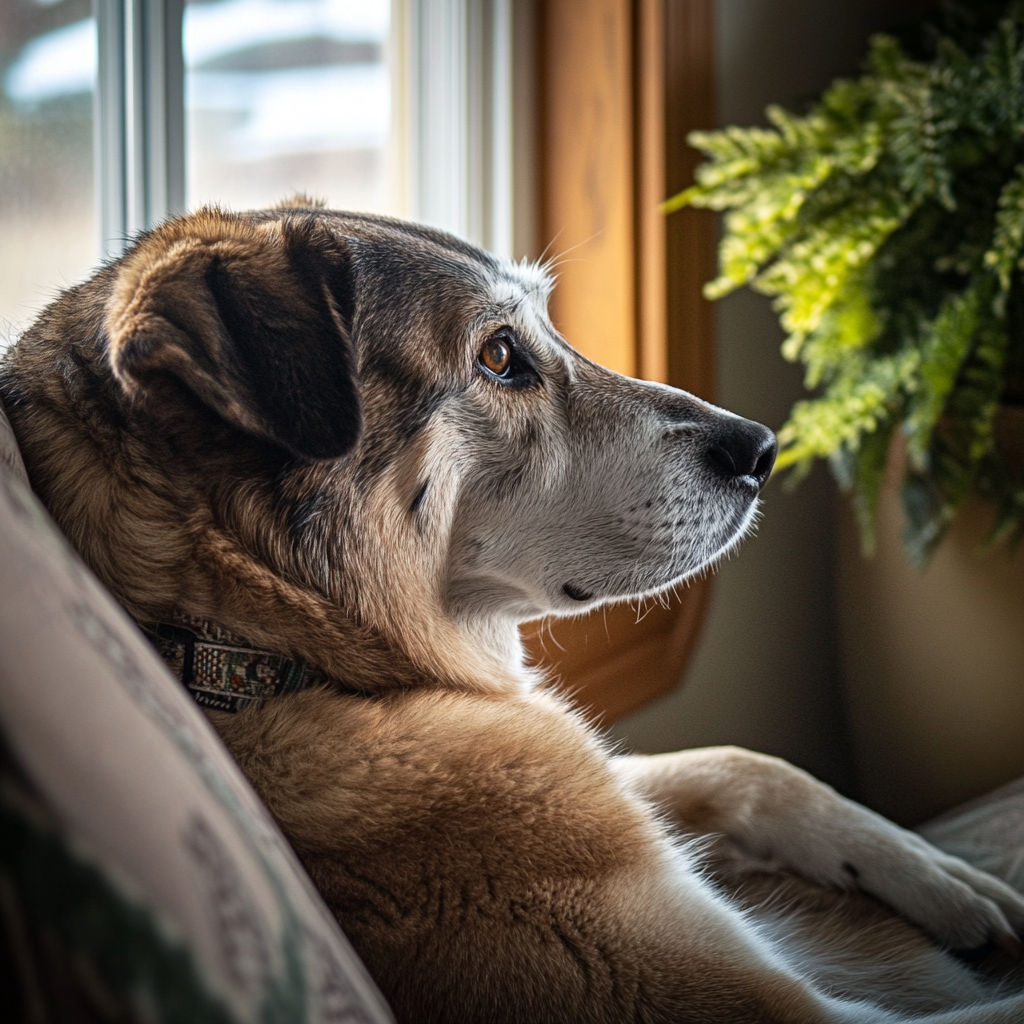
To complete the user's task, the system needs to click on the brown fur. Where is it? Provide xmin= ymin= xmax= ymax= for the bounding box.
xmin=3 ymin=205 xmax=1024 ymax=1023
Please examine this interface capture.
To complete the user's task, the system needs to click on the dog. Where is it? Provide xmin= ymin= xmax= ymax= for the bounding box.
xmin=3 ymin=201 xmax=1024 ymax=1023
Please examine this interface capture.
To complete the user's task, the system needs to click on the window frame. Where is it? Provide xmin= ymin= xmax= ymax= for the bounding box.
xmin=95 ymin=0 xmax=184 ymax=257
xmin=394 ymin=0 xmax=512 ymax=254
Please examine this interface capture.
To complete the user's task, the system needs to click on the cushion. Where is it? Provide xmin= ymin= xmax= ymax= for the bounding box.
xmin=0 ymin=396 xmax=392 ymax=1023
xmin=0 ymin=395 xmax=27 ymax=485
xmin=919 ymin=777 xmax=1024 ymax=892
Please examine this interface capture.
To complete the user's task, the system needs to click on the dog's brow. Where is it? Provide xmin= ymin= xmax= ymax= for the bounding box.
xmin=470 ymin=291 xmax=526 ymax=327
xmin=501 ymin=293 xmax=528 ymax=317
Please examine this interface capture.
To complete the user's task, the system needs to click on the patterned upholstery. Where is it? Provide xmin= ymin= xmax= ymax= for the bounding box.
xmin=0 ymin=397 xmax=392 ymax=1023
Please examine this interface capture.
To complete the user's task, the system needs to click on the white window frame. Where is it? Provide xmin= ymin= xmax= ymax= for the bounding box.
xmin=95 ymin=0 xmax=185 ymax=256
xmin=94 ymin=0 xmax=513 ymax=259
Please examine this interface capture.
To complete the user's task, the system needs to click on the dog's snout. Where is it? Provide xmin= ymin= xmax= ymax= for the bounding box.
xmin=705 ymin=420 xmax=777 ymax=490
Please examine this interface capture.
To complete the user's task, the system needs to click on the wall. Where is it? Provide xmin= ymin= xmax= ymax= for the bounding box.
xmin=607 ymin=0 xmax=929 ymax=796
xmin=840 ymin=463 xmax=1024 ymax=826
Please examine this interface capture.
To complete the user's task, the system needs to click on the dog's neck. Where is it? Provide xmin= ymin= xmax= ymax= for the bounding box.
xmin=140 ymin=610 xmax=337 ymax=713
xmin=140 ymin=601 xmax=539 ymax=711
xmin=461 ymin=614 xmax=542 ymax=689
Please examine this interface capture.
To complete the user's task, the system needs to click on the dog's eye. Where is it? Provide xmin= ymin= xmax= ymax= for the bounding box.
xmin=475 ymin=329 xmax=541 ymax=389
xmin=478 ymin=336 xmax=512 ymax=377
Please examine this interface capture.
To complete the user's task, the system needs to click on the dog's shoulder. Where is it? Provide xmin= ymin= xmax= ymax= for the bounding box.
xmin=215 ymin=683 xmax=659 ymax=884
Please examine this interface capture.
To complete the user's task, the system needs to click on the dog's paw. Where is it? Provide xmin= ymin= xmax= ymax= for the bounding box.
xmin=628 ymin=747 xmax=1024 ymax=951
xmin=852 ymin=832 xmax=1024 ymax=951
xmin=809 ymin=804 xmax=1024 ymax=951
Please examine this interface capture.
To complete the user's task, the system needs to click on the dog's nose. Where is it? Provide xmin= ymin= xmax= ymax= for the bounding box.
xmin=705 ymin=419 xmax=777 ymax=491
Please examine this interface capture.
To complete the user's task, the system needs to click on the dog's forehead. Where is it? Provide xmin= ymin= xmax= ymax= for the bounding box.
xmin=500 ymin=257 xmax=555 ymax=308
xmin=339 ymin=221 xmax=556 ymax=358
xmin=476 ymin=259 xmax=555 ymax=332
xmin=321 ymin=214 xmax=550 ymax=317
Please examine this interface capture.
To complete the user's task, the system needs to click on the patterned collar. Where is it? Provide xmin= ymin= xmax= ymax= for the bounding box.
xmin=141 ymin=611 xmax=329 ymax=713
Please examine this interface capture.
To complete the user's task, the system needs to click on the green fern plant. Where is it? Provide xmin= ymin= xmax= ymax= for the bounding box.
xmin=668 ymin=3 xmax=1024 ymax=562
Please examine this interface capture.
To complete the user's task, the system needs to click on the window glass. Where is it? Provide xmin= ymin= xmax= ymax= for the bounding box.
xmin=185 ymin=0 xmax=392 ymax=214
xmin=0 ymin=0 xmax=96 ymax=348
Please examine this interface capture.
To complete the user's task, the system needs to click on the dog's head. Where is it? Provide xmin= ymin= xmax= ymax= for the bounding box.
xmin=6 ymin=205 xmax=775 ymax=678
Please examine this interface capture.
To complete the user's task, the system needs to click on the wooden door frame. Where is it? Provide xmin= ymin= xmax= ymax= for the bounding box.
xmin=521 ymin=0 xmax=717 ymax=723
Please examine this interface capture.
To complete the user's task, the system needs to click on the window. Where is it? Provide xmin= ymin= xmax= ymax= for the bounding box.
xmin=184 ymin=0 xmax=393 ymax=214
xmin=1 ymin=0 xmax=715 ymax=721
xmin=1 ymin=2 xmax=97 ymax=343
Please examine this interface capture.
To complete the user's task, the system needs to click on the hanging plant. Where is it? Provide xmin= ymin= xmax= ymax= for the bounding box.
xmin=668 ymin=2 xmax=1024 ymax=562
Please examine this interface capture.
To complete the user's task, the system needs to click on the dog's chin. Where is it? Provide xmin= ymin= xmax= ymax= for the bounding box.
xmin=675 ymin=494 xmax=763 ymax=581
xmin=552 ymin=496 xmax=763 ymax=613
xmin=452 ymin=495 xmax=764 ymax=623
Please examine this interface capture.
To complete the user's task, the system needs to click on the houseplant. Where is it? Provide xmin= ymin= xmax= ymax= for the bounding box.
xmin=668 ymin=1 xmax=1024 ymax=562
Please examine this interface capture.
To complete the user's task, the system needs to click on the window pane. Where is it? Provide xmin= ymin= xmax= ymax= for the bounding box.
xmin=185 ymin=0 xmax=392 ymax=214
xmin=0 ymin=1 xmax=96 ymax=348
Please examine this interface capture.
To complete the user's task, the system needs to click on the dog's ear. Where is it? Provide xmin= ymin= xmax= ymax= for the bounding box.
xmin=105 ymin=212 xmax=361 ymax=460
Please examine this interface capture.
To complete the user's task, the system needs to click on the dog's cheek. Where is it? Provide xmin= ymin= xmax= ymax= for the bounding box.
xmin=540 ymin=446 xmax=729 ymax=596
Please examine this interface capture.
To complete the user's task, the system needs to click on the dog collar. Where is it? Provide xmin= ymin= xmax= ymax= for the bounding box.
xmin=141 ymin=611 xmax=328 ymax=713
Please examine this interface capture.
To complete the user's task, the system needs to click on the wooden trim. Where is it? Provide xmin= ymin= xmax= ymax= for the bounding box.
xmin=664 ymin=0 xmax=716 ymax=400
xmin=635 ymin=0 xmax=668 ymax=383
xmin=522 ymin=584 xmax=711 ymax=724
xmin=539 ymin=0 xmax=636 ymax=376
xmin=522 ymin=0 xmax=716 ymax=724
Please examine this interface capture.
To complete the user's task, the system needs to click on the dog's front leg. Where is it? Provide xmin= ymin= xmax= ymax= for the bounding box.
xmin=615 ymin=746 xmax=1024 ymax=952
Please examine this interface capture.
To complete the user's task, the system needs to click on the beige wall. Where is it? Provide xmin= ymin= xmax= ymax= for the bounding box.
xmin=840 ymin=471 xmax=1024 ymax=826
